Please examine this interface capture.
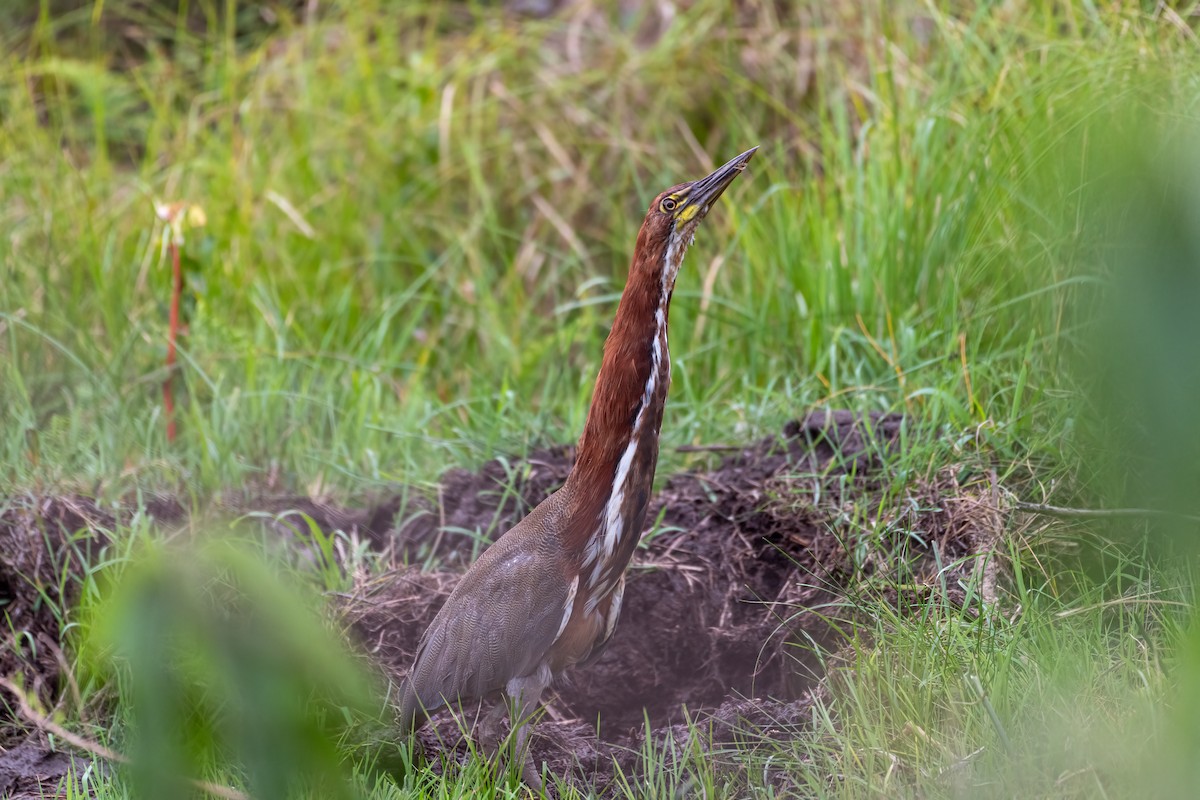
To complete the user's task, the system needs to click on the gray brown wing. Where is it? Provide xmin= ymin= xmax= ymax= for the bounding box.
xmin=401 ymin=530 xmax=567 ymax=722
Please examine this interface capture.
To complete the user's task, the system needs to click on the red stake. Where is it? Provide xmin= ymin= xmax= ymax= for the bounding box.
xmin=164 ymin=237 xmax=182 ymax=442
xmin=156 ymin=200 xmax=204 ymax=445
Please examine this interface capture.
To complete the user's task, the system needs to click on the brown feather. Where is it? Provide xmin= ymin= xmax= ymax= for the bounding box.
xmin=397 ymin=146 xmax=757 ymax=756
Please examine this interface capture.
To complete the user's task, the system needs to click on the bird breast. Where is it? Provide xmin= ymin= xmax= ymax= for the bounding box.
xmin=547 ymin=574 xmax=624 ymax=672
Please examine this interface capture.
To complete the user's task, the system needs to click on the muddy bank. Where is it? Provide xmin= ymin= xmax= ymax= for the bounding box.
xmin=0 ymin=496 xmax=110 ymax=716
xmin=340 ymin=411 xmax=1005 ymax=788
xmin=347 ymin=412 xmax=903 ymax=729
xmin=0 ymin=738 xmax=91 ymax=799
xmin=0 ymin=494 xmax=184 ymax=736
xmin=1 ymin=411 xmax=1005 ymax=793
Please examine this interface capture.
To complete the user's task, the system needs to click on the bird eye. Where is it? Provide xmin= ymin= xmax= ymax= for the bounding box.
xmin=660 ymin=197 xmax=678 ymax=213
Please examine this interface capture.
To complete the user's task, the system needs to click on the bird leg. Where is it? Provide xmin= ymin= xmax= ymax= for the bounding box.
xmin=505 ymin=669 xmax=550 ymax=791
xmin=475 ymin=699 xmax=509 ymax=758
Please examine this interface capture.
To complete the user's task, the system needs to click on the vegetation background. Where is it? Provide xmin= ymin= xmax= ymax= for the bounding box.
xmin=3 ymin=0 xmax=1200 ymax=797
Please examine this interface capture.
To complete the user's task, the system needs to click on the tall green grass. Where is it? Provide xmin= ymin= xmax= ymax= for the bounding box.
xmin=5 ymin=2 xmax=1200 ymax=798
xmin=5 ymin=1 xmax=1185 ymax=496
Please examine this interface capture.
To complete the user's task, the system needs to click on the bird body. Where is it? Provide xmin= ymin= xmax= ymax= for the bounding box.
xmin=398 ymin=147 xmax=758 ymax=787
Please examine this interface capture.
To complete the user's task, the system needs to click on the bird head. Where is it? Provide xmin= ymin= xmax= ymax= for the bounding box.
xmin=633 ymin=146 xmax=758 ymax=294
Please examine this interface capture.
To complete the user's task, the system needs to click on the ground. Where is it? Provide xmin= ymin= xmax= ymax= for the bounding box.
xmin=2 ymin=411 xmax=1008 ymax=796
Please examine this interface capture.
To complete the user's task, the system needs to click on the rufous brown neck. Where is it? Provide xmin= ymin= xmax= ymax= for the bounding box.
xmin=556 ymin=145 xmax=757 ymax=578
xmin=562 ymin=213 xmax=682 ymax=575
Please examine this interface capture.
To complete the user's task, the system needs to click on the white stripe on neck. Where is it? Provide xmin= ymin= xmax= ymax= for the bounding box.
xmin=581 ymin=229 xmax=688 ymax=591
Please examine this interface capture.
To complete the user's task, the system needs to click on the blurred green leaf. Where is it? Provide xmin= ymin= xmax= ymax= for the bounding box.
xmin=81 ymin=540 xmax=386 ymax=799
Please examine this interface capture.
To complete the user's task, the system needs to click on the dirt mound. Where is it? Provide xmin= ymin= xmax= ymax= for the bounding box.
xmin=238 ymin=446 xmax=578 ymax=566
xmin=0 ymin=737 xmax=90 ymax=799
xmin=0 ymin=494 xmax=183 ymax=745
xmin=339 ymin=410 xmax=1005 ymax=790
xmin=0 ymin=411 xmax=1005 ymax=794
xmin=0 ymin=495 xmax=114 ymax=743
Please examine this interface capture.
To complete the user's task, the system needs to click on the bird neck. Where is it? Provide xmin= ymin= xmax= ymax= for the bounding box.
xmin=563 ymin=255 xmax=673 ymax=575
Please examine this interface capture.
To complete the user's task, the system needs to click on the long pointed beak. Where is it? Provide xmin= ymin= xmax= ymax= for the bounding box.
xmin=688 ymin=146 xmax=759 ymax=212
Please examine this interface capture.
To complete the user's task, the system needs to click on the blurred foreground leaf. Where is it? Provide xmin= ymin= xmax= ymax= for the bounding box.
xmin=80 ymin=540 xmax=390 ymax=799
xmin=1076 ymin=123 xmax=1200 ymax=551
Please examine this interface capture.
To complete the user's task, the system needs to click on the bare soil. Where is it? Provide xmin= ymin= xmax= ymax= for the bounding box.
xmin=0 ymin=410 xmax=1006 ymax=795
xmin=0 ymin=737 xmax=90 ymax=799
xmin=0 ymin=495 xmax=180 ymax=797
xmin=340 ymin=411 xmax=1005 ymax=791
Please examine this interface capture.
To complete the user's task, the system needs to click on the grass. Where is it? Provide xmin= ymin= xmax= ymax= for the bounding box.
xmin=3 ymin=0 xmax=1200 ymax=797
xmin=3 ymin=0 xmax=1101 ymax=496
